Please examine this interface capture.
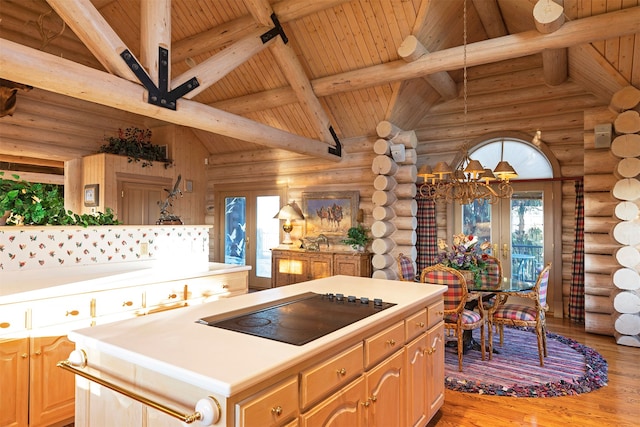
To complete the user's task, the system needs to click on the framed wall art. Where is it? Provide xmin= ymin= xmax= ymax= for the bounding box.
xmin=302 ymin=191 xmax=359 ymax=237
xmin=84 ymin=184 xmax=99 ymax=207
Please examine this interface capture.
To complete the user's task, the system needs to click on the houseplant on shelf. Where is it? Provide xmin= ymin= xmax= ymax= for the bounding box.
xmin=99 ymin=127 xmax=173 ymax=168
xmin=341 ymin=223 xmax=371 ymax=252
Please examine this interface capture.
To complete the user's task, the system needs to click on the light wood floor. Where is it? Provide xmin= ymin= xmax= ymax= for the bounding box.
xmin=428 ymin=317 xmax=640 ymax=427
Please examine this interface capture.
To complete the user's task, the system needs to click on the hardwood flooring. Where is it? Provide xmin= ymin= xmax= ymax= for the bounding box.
xmin=428 ymin=317 xmax=640 ymax=427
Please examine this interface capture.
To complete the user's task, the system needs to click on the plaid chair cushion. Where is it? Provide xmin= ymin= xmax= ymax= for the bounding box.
xmin=423 ymin=269 xmax=465 ymax=311
xmin=538 ymin=269 xmax=550 ymax=307
xmin=479 ymin=260 xmax=501 ymax=288
xmin=398 ymin=255 xmax=415 ymax=280
xmin=444 ymin=309 xmax=482 ymax=324
xmin=493 ymin=304 xmax=537 ymax=322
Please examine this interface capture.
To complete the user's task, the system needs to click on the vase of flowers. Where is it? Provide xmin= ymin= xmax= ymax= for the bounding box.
xmin=435 ymin=233 xmax=492 ymax=286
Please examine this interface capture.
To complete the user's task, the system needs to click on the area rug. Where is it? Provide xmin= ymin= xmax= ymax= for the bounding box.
xmin=444 ymin=327 xmax=608 ymax=397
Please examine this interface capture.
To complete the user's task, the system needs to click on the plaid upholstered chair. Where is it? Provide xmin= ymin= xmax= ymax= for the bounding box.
xmin=421 ymin=264 xmax=485 ymax=371
xmin=488 ymin=263 xmax=552 ymax=366
xmin=396 ymin=253 xmax=417 ymax=281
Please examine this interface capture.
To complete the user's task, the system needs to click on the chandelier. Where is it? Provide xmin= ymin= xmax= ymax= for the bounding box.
xmin=418 ymin=0 xmax=517 ymax=205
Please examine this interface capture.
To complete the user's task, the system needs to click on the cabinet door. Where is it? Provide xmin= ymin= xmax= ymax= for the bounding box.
xmin=272 ymin=252 xmax=309 ymax=287
xmin=365 ymin=349 xmax=404 ymax=427
xmin=405 ymin=334 xmax=428 ymax=427
xmin=307 ymin=253 xmax=332 ymax=280
xmin=300 ymin=376 xmax=366 ymax=427
xmin=425 ymin=322 xmax=445 ymax=419
xmin=0 ymin=338 xmax=29 ymax=427
xmin=29 ymin=335 xmax=75 ymax=427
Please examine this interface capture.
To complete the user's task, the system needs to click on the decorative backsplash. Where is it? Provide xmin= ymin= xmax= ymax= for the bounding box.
xmin=0 ymin=225 xmax=211 ymax=272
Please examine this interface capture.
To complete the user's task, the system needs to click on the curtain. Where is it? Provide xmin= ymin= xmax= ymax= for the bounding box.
xmin=569 ymin=179 xmax=585 ymax=323
xmin=416 ymin=197 xmax=438 ymax=274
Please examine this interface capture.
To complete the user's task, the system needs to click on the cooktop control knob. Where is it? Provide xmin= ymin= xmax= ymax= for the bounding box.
xmin=347 ymin=295 xmax=356 ymax=302
xmin=360 ymin=297 xmax=369 ymax=304
xmin=374 ymin=298 xmax=383 ymax=307
xmin=336 ymin=293 xmax=344 ymax=301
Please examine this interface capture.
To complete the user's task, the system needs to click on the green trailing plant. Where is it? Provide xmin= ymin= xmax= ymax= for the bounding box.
xmin=0 ymin=172 xmax=120 ymax=226
xmin=341 ymin=223 xmax=371 ymax=251
xmin=99 ymin=127 xmax=173 ymax=168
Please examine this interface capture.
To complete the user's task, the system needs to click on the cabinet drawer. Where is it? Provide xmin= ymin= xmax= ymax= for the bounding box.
xmin=0 ymin=305 xmax=27 ymax=337
xmin=236 ymin=376 xmax=298 ymax=427
xmin=300 ymin=342 xmax=363 ymax=409
xmin=427 ymin=299 xmax=444 ymax=329
xmin=188 ymin=274 xmax=247 ymax=301
xmin=364 ymin=320 xmax=404 ymax=368
xmin=405 ymin=308 xmax=428 ymax=342
xmin=31 ymin=294 xmax=93 ymax=329
xmin=144 ymin=281 xmax=187 ymax=312
xmin=93 ymin=287 xmax=144 ymax=317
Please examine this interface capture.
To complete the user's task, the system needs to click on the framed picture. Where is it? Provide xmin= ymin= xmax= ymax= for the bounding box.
xmin=184 ymin=179 xmax=193 ymax=193
xmin=84 ymin=184 xmax=99 ymax=207
xmin=302 ymin=191 xmax=359 ymax=236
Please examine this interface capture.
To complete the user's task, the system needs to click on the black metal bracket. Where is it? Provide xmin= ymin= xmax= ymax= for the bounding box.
xmin=328 ymin=126 xmax=342 ymax=157
xmin=121 ymin=47 xmax=199 ymax=111
xmin=260 ymin=13 xmax=288 ymax=44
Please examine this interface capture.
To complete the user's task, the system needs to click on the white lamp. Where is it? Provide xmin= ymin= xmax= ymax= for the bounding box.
xmin=274 ymin=202 xmax=304 ymax=244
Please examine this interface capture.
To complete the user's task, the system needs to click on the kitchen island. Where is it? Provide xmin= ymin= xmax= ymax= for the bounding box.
xmin=64 ymin=275 xmax=446 ymax=426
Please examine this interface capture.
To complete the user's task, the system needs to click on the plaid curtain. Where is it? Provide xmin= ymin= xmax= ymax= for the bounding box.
xmin=416 ymin=197 xmax=438 ymax=273
xmin=569 ymin=180 xmax=585 ymax=323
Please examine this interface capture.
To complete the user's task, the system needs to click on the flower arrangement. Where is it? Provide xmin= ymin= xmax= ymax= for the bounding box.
xmin=99 ymin=127 xmax=172 ymax=168
xmin=435 ymin=233 xmax=492 ymax=285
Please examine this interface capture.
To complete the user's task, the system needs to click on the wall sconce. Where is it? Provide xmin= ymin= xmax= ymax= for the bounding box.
xmin=274 ymin=201 xmax=304 ymax=244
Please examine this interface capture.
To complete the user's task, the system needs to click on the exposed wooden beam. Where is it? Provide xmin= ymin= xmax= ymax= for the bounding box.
xmin=472 ymin=0 xmax=508 ymax=38
xmin=140 ymin=0 xmax=171 ymax=85
xmin=533 ymin=0 xmax=567 ymax=86
xmin=0 ymin=154 xmax=64 ymax=169
xmin=244 ymin=0 xmax=337 ymax=144
xmin=0 ymin=39 xmax=340 ymax=161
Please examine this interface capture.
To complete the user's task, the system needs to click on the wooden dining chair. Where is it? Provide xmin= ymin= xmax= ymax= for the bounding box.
xmin=421 ymin=264 xmax=485 ymax=371
xmin=488 ymin=263 xmax=552 ymax=366
xmin=396 ymin=253 xmax=417 ymax=281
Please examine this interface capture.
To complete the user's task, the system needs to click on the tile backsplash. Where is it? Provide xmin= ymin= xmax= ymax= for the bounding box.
xmin=0 ymin=225 xmax=211 ymax=272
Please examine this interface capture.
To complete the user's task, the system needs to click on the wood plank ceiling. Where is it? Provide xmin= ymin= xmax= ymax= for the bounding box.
xmin=0 ymin=0 xmax=639 ymax=167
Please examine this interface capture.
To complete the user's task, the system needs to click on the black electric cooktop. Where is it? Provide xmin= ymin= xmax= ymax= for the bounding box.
xmin=197 ymin=292 xmax=396 ymax=346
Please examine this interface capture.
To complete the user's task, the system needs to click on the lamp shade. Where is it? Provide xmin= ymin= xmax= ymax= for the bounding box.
xmin=274 ymin=204 xmax=304 ymax=220
xmin=494 ymin=161 xmax=518 ymax=180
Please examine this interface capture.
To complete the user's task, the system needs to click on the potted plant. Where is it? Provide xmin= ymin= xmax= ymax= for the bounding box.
xmin=99 ymin=127 xmax=173 ymax=168
xmin=341 ymin=223 xmax=371 ymax=252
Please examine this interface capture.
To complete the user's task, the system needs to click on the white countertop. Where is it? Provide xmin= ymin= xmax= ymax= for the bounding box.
xmin=68 ymin=276 xmax=446 ymax=397
xmin=0 ymin=262 xmax=251 ymax=304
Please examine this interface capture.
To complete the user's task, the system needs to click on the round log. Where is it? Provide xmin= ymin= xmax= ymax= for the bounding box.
xmin=613 ymin=290 xmax=640 ymax=314
xmin=610 ymin=134 xmax=640 ymax=158
xmin=392 ymin=215 xmax=417 ymax=230
xmin=393 ymin=165 xmax=417 ymax=183
xmin=374 ymin=175 xmax=397 ymax=191
xmin=612 ymin=178 xmax=640 ymax=201
xmin=613 ymin=267 xmax=640 ymax=290
xmin=615 ymin=246 xmax=640 ymax=268
xmin=394 ymin=199 xmax=418 ymax=217
xmin=612 ymin=221 xmax=640 ymax=245
xmin=398 ymin=148 xmax=417 ymax=165
xmin=376 ymin=121 xmax=402 ymax=139
xmin=371 ymin=220 xmax=396 ymax=238
xmin=391 ymin=130 xmax=418 ymax=148
xmin=398 ymin=35 xmax=426 ymax=62
xmin=614 ymin=110 xmax=640 ymax=134
xmin=614 ymin=201 xmax=639 ymax=221
xmin=372 ymin=253 xmax=395 ymax=269
xmin=373 ymin=138 xmax=390 ymax=155
xmin=533 ymin=0 xmax=565 ymax=33
xmin=372 ymin=190 xmax=397 ymax=207
xmin=372 ymin=155 xmax=398 ymax=175
xmin=372 ymin=205 xmax=395 ymax=221
xmin=616 ymin=157 xmax=640 ymax=178
xmin=585 ymin=294 xmax=613 ymax=314
xmin=394 ymin=183 xmax=417 ymax=198
xmin=391 ymin=229 xmax=417 ymax=246
xmin=614 ymin=313 xmax=640 ymax=335
xmin=372 ymin=268 xmax=397 ymax=280
xmin=615 ymin=333 xmax=640 ymax=347
xmin=585 ymin=312 xmax=615 ymax=335
xmin=371 ymin=237 xmax=395 ymax=254
xmin=609 ymin=85 xmax=640 ymax=113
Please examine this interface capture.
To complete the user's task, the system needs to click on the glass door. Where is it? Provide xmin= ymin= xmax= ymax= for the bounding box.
xmin=219 ymin=191 xmax=281 ymax=289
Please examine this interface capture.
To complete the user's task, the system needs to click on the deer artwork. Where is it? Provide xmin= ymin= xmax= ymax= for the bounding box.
xmin=0 ymin=79 xmax=33 ymax=117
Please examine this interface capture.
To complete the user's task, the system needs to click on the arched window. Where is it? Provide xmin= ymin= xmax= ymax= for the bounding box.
xmin=468 ymin=138 xmax=553 ymax=179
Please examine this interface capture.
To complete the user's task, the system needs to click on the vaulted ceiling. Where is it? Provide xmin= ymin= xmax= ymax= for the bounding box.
xmin=0 ymin=0 xmax=639 ymax=167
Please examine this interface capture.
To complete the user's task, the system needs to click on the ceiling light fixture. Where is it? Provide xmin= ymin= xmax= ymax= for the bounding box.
xmin=418 ymin=0 xmax=517 ymax=205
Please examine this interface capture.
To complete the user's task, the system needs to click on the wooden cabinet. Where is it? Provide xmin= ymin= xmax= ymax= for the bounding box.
xmin=300 ymin=376 xmax=366 ymax=427
xmin=271 ymin=249 xmax=372 ymax=287
xmin=236 ymin=377 xmax=298 ymax=427
xmin=0 ymin=338 xmax=29 ymax=427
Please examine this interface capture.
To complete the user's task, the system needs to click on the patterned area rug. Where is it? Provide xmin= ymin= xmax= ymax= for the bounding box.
xmin=444 ymin=327 xmax=608 ymax=397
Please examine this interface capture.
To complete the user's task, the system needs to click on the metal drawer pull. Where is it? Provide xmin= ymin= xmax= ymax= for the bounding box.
xmin=271 ymin=406 xmax=283 ymax=416
xmin=386 ymin=339 xmax=396 ymax=346
xmin=21 ymin=353 xmax=28 ymax=358
xmin=222 ymin=284 xmax=229 ymax=289
xmin=0 ymin=322 xmax=10 ymax=329
xmin=122 ymin=301 xmax=133 ymax=307
xmin=416 ymin=321 xmax=425 ymax=328
xmin=58 ymin=350 xmax=221 ymax=425
xmin=66 ymin=310 xmax=80 ymax=316
xmin=168 ymin=293 xmax=177 ymax=299
xmin=336 ymin=368 xmax=347 ymax=376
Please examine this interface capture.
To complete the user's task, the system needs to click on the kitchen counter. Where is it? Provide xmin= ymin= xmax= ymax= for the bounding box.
xmin=68 ymin=276 xmax=446 ymax=397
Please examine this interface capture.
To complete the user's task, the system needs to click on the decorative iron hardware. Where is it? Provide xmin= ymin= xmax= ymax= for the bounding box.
xmin=328 ymin=125 xmax=342 ymax=157
xmin=260 ymin=13 xmax=288 ymax=44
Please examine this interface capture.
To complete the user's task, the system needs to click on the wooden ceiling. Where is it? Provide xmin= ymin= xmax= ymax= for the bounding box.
xmin=0 ymin=0 xmax=639 ymax=165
